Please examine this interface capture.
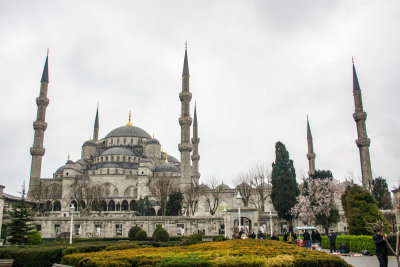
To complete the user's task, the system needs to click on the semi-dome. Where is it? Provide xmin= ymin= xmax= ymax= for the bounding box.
xmin=154 ymin=162 xmax=179 ymax=172
xmin=55 ymin=165 xmax=65 ymax=174
xmin=82 ymin=140 xmax=96 ymax=147
xmin=101 ymin=147 xmax=135 ymax=156
xmin=145 ymin=138 xmax=160 ymax=145
xmin=105 ymin=125 xmax=151 ymax=139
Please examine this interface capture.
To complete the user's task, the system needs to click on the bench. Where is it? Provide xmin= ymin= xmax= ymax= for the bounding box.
xmin=201 ymin=237 xmax=213 ymax=242
xmin=52 ymin=264 xmax=73 ymax=267
xmin=0 ymin=259 xmax=14 ymax=267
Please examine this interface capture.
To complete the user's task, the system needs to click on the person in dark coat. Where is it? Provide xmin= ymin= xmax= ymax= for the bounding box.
xmin=257 ymin=231 xmax=264 ymax=239
xmin=373 ymin=229 xmax=388 ymax=267
xmin=315 ymin=230 xmax=322 ymax=246
xmin=311 ymin=230 xmax=316 ymax=244
xmin=328 ymin=229 xmax=337 ymax=253
xmin=303 ymin=230 xmax=311 ymax=249
xmin=271 ymin=231 xmax=279 ymax=241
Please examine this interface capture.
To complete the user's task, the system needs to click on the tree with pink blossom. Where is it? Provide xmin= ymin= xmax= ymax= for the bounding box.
xmin=291 ymin=178 xmax=340 ymax=235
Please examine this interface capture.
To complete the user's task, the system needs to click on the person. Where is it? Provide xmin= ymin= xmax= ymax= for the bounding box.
xmin=328 ymin=229 xmax=337 ymax=253
xmin=338 ymin=243 xmax=349 ymax=254
xmin=311 ymin=229 xmax=316 ymax=244
xmin=315 ymin=230 xmax=322 ymax=246
xmin=373 ymin=229 xmax=388 ymax=267
xmin=249 ymin=232 xmax=256 ymax=239
xmin=257 ymin=230 xmax=264 ymax=239
xmin=303 ymin=230 xmax=311 ymax=249
xmin=271 ymin=231 xmax=279 ymax=241
xmin=283 ymin=226 xmax=296 ymax=244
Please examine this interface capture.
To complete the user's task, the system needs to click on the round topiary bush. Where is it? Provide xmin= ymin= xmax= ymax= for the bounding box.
xmin=27 ymin=230 xmax=42 ymax=245
xmin=153 ymin=228 xmax=170 ymax=242
xmin=135 ymin=230 xmax=148 ymax=241
xmin=129 ymin=226 xmax=142 ymax=240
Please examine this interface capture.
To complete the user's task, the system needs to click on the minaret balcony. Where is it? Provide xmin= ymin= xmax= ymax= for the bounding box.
xmin=191 ymin=154 xmax=200 ymax=161
xmin=179 ymin=116 xmax=192 ymax=126
xmin=33 ymin=121 xmax=48 ymax=130
xmin=179 ymin=91 xmax=192 ymax=102
xmin=36 ymin=97 xmax=49 ymax=107
xmin=353 ymin=111 xmax=367 ymax=122
xmin=306 ymin=153 xmax=316 ymax=160
xmin=191 ymin=137 xmax=200 ymax=144
xmin=179 ymin=143 xmax=193 ymax=152
xmin=30 ymin=146 xmax=45 ymax=156
xmin=356 ymin=137 xmax=370 ymax=148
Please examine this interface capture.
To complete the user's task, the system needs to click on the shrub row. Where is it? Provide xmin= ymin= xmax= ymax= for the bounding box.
xmin=62 ymin=239 xmax=350 ymax=267
xmin=321 ymin=235 xmax=377 ymax=255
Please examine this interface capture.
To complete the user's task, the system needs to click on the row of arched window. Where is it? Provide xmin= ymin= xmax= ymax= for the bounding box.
xmin=94 ymin=155 xmax=139 ymax=164
xmin=70 ymin=199 xmax=137 ymax=212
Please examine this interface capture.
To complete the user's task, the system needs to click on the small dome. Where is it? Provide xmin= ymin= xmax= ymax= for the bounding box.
xmin=83 ymin=140 xmax=96 ymax=147
xmin=145 ymin=138 xmax=160 ymax=145
xmin=66 ymin=160 xmax=74 ymax=165
xmin=217 ymin=183 xmax=231 ymax=190
xmin=101 ymin=147 xmax=135 ymax=156
xmin=55 ymin=165 xmax=65 ymax=174
xmin=154 ymin=162 xmax=179 ymax=173
xmin=161 ymin=152 xmax=179 ymax=163
xmin=105 ymin=125 xmax=151 ymax=139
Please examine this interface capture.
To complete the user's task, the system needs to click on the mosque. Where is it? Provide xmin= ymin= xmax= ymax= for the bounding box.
xmin=22 ymin=46 xmax=372 ymax=238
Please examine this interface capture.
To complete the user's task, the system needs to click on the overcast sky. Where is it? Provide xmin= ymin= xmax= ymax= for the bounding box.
xmin=1 ymin=0 xmax=399 ymax=195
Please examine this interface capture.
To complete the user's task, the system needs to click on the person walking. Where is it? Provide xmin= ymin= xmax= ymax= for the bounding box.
xmin=373 ymin=229 xmax=388 ymax=267
xmin=311 ymin=229 xmax=316 ymax=244
xmin=328 ymin=229 xmax=337 ymax=253
xmin=303 ymin=230 xmax=311 ymax=249
xmin=315 ymin=230 xmax=322 ymax=246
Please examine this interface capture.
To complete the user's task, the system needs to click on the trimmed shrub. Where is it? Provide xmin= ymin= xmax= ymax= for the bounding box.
xmin=321 ymin=235 xmax=377 ymax=255
xmin=27 ymin=230 xmax=42 ymax=245
xmin=103 ymin=242 xmax=139 ymax=251
xmin=135 ymin=230 xmax=148 ymax=241
xmin=153 ymin=228 xmax=170 ymax=242
xmin=128 ymin=226 xmax=142 ymax=240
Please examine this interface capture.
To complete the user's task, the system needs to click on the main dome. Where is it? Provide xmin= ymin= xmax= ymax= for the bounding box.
xmin=105 ymin=125 xmax=152 ymax=139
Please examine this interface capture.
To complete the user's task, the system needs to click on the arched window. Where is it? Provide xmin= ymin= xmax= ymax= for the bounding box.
xmin=101 ymin=200 xmax=107 ymax=211
xmin=79 ymin=200 xmax=86 ymax=210
xmin=45 ymin=200 xmax=52 ymax=211
xmin=71 ymin=200 xmax=78 ymax=211
xmin=122 ymin=200 xmax=129 ymax=211
xmin=110 ymin=139 xmax=113 ymax=145
xmin=107 ymin=169 xmax=110 ymax=174
xmin=108 ymin=200 xmax=115 ymax=211
xmin=117 ymin=156 xmax=120 ymax=161
xmin=117 ymin=138 xmax=119 ymax=145
xmin=53 ymin=200 xmax=61 ymax=211
xmin=111 ymin=156 xmax=114 ymax=161
xmin=130 ymin=200 xmax=136 ymax=211
xmin=116 ymin=202 xmax=121 ymax=211
xmin=124 ymin=138 xmax=126 ymax=145
xmin=122 ymin=156 xmax=125 ymax=162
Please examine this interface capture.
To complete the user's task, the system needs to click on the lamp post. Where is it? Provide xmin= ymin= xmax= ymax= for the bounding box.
xmin=69 ymin=203 xmax=74 ymax=245
xmin=236 ymin=192 xmax=242 ymax=233
xmin=269 ymin=211 xmax=273 ymax=236
xmin=223 ymin=207 xmax=227 ymax=238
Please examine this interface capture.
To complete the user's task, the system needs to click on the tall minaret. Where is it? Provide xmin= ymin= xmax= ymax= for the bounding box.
xmin=178 ymin=42 xmax=193 ymax=187
xmin=191 ymin=103 xmax=200 ymax=185
xmin=93 ymin=105 xmax=99 ymax=141
xmin=28 ymin=52 xmax=50 ymax=198
xmin=306 ymin=116 xmax=316 ymax=176
xmin=352 ymin=59 xmax=373 ymax=191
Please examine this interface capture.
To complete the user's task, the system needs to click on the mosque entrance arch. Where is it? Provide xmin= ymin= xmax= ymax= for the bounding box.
xmin=233 ymin=217 xmax=252 ymax=234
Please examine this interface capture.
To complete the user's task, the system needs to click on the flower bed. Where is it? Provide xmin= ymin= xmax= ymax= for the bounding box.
xmin=62 ymin=239 xmax=350 ymax=267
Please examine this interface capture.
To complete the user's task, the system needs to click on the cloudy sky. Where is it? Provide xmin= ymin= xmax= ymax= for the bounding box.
xmin=1 ymin=0 xmax=399 ymax=195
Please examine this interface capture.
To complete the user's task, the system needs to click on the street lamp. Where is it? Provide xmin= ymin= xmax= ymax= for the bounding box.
xmin=269 ymin=211 xmax=273 ymax=236
xmin=223 ymin=207 xmax=227 ymax=238
xmin=69 ymin=203 xmax=74 ymax=245
xmin=236 ymin=192 xmax=242 ymax=233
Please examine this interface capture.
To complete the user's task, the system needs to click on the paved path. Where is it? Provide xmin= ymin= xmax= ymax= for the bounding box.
xmin=339 ymin=255 xmax=397 ymax=267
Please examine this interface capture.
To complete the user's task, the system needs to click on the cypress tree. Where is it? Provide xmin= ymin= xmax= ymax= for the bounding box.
xmin=271 ymin=141 xmax=299 ymax=223
xmin=166 ymin=191 xmax=183 ymax=216
xmin=372 ymin=177 xmax=393 ymax=210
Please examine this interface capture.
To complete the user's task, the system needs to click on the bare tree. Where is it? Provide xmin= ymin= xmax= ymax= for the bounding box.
xmin=234 ymin=173 xmax=252 ymax=207
xmin=202 ymin=177 xmax=223 ymax=215
xmin=183 ymin=184 xmax=200 ymax=216
xmin=249 ymin=164 xmax=271 ymax=213
xmin=150 ymin=178 xmax=177 ymax=216
xmin=70 ymin=180 xmax=104 ymax=215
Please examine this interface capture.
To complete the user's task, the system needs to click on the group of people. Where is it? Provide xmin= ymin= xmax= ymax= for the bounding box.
xmin=301 ymin=229 xmax=322 ymax=249
xmin=233 ymin=229 xmax=280 ymax=240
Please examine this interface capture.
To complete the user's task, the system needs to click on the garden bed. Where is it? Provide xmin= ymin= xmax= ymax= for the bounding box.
xmin=62 ymin=239 xmax=351 ymax=267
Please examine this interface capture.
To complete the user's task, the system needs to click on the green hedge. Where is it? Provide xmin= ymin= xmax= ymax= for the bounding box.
xmin=321 ymin=235 xmax=378 ymax=255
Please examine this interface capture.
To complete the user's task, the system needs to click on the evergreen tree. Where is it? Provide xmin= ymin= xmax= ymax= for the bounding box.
xmin=165 ymin=191 xmax=183 ymax=216
xmin=341 ymin=185 xmax=389 ymax=235
xmin=7 ymin=185 xmax=35 ymax=245
xmin=309 ymin=170 xmax=333 ymax=180
xmin=271 ymin=141 xmax=299 ymax=223
xmin=134 ymin=197 xmax=154 ymax=216
xmin=372 ymin=177 xmax=393 ymax=210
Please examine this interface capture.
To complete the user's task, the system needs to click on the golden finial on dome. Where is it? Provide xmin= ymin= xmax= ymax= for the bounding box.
xmin=165 ymin=152 xmax=168 ymax=163
xmin=126 ymin=111 xmax=133 ymax=127
xmin=185 ymin=41 xmax=187 ymax=50
xmin=67 ymin=153 xmax=70 ymax=161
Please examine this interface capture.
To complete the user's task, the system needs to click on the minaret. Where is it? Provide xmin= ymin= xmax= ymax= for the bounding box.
xmin=306 ymin=116 xmax=316 ymax=176
xmin=191 ymin=103 xmax=200 ymax=185
xmin=93 ymin=105 xmax=99 ymax=141
xmin=178 ymin=42 xmax=193 ymax=187
xmin=28 ymin=52 xmax=50 ymax=198
xmin=352 ymin=59 xmax=373 ymax=191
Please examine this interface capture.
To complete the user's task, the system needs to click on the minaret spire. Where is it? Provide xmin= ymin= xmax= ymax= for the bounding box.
xmin=352 ymin=60 xmax=373 ymax=191
xmin=93 ymin=104 xmax=99 ymax=141
xmin=28 ymin=52 xmax=50 ymax=198
xmin=191 ymin=103 xmax=200 ymax=184
xmin=306 ymin=116 xmax=316 ymax=176
xmin=179 ymin=42 xmax=193 ymax=188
